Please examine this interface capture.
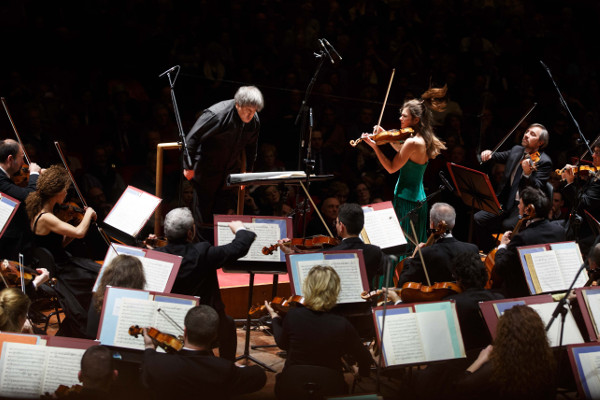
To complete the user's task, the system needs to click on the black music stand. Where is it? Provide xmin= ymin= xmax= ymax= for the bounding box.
xmin=446 ymin=162 xmax=502 ymax=242
xmin=226 ymin=268 xmax=283 ymax=372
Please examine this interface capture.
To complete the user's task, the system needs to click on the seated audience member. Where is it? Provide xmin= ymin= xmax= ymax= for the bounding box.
xmin=265 ymin=265 xmax=373 ymax=399
xmin=0 ymin=287 xmax=32 ymax=332
xmin=152 ymin=207 xmax=255 ymax=361
xmin=398 ymin=202 xmax=479 ymax=287
xmin=141 ymin=305 xmax=266 ymax=399
xmin=353 ymin=182 xmax=372 ymax=205
xmin=454 ymin=305 xmax=556 ymax=400
xmin=86 ymin=255 xmax=146 ymax=339
xmin=548 ymin=191 xmax=567 ymax=222
xmin=493 ymin=187 xmax=566 ymax=297
xmin=305 ymin=196 xmax=340 ymax=237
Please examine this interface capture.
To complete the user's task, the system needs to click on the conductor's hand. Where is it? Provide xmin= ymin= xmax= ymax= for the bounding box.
xmin=228 ymin=220 xmax=245 ymax=233
xmin=183 ymin=169 xmax=194 ymax=180
xmin=480 ymin=150 xmax=493 ymax=162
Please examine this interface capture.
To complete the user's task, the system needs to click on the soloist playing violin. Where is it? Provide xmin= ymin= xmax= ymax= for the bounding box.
xmin=361 ymin=86 xmax=447 ymax=247
xmin=25 ymin=165 xmax=100 ymax=337
xmin=475 ymin=123 xmax=553 ymax=252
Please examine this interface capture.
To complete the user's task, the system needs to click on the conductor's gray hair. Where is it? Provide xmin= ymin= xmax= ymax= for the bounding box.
xmin=234 ymin=86 xmax=264 ymax=111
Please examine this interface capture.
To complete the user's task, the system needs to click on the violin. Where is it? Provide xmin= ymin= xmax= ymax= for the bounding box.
xmin=11 ymin=164 xmax=30 ymax=187
xmin=262 ymin=235 xmax=340 ymax=255
xmin=144 ymin=235 xmax=168 ymax=248
xmin=555 ymin=164 xmax=598 ymax=179
xmin=524 ymin=151 xmax=540 ymax=171
xmin=1 ymin=259 xmax=35 ymax=287
xmin=249 ymin=295 xmax=305 ymax=317
xmin=55 ymin=201 xmax=85 ymax=225
xmin=129 ymin=325 xmax=184 ymax=353
xmin=399 ymin=281 xmax=462 ymax=303
xmin=349 ymin=127 xmax=414 ymax=147
xmin=484 ymin=204 xmax=536 ymax=289
xmin=360 ymin=288 xmax=402 ymax=301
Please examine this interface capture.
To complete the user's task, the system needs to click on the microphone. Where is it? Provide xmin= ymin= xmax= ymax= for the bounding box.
xmin=159 ymin=65 xmax=179 ymax=78
xmin=318 ymin=39 xmax=334 ymax=64
xmin=439 ymin=171 xmax=455 ymax=193
xmin=322 ymin=38 xmax=342 ymax=61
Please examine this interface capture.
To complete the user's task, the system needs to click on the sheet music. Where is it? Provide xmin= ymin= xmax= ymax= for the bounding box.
xmin=578 ymin=351 xmax=600 ymax=399
xmin=104 ymin=187 xmax=161 ymax=236
xmin=139 ymin=257 xmax=175 ymax=292
xmin=554 ymin=247 xmax=587 ymax=289
xmin=528 ymin=302 xmax=584 ymax=346
xmin=296 ymin=258 xmax=365 ymax=304
xmin=154 ymin=302 xmax=193 ymax=334
xmin=0 ymin=195 xmax=17 ymax=236
xmin=113 ymin=298 xmax=157 ymax=350
xmin=529 ymin=251 xmax=565 ymax=292
xmin=379 ymin=313 xmax=425 ymax=366
xmin=584 ymin=291 xmax=600 ymax=337
xmin=0 ymin=342 xmax=45 ymax=398
xmin=362 ymin=207 xmax=407 ymax=248
xmin=41 ymin=347 xmax=84 ymax=394
xmin=217 ymin=222 xmax=280 ymax=262
xmin=417 ymin=310 xmax=455 ymax=361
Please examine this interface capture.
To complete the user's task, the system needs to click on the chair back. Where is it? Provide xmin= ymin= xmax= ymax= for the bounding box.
xmin=275 ymin=365 xmax=348 ymax=400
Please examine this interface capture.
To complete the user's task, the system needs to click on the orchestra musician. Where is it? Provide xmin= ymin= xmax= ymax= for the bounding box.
xmin=492 ymin=187 xmax=566 ymax=298
xmin=559 ymin=139 xmax=600 ymax=255
xmin=73 ymin=345 xmax=119 ymax=399
xmin=264 ymin=265 xmax=374 ymax=399
xmin=183 ymin=86 xmax=264 ymax=228
xmin=0 ymin=138 xmax=45 ymax=260
xmin=396 ymin=202 xmax=479 ymax=287
xmin=141 ymin=305 xmax=266 ymax=399
xmin=361 ymin=86 xmax=447 ymax=247
xmin=474 ymin=123 xmax=553 ymax=252
xmin=454 ymin=305 xmax=556 ymax=399
xmin=151 ymin=207 xmax=256 ymax=361
xmin=25 ymin=165 xmax=101 ymax=338
xmin=86 ymin=254 xmax=146 ymax=339
xmin=0 ymin=287 xmax=32 ymax=333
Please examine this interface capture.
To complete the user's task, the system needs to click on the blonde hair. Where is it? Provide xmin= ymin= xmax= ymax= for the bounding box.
xmin=0 ymin=288 xmax=31 ymax=332
xmin=302 ymin=265 xmax=340 ymax=312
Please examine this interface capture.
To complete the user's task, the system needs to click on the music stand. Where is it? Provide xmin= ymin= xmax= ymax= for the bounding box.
xmin=446 ymin=162 xmax=502 ymax=242
xmin=585 ymin=210 xmax=600 ymax=237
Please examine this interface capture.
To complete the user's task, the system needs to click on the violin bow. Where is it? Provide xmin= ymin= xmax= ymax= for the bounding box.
xmin=157 ymin=308 xmax=184 ymax=334
xmin=376 ymin=68 xmax=395 ymax=131
xmin=1 ymin=97 xmax=31 ymax=165
xmin=298 ymin=181 xmax=335 ymax=238
xmin=54 ymin=141 xmax=118 ymax=253
xmin=580 ymin=132 xmax=600 ymax=160
xmin=409 ymin=219 xmax=431 ymax=286
xmin=487 ymin=102 xmax=537 ymax=160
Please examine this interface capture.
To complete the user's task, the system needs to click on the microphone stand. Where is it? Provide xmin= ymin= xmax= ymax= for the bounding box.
xmin=540 ymin=60 xmax=593 ymax=241
xmin=159 ymin=65 xmax=193 ymax=206
xmin=294 ymin=47 xmax=328 ymax=237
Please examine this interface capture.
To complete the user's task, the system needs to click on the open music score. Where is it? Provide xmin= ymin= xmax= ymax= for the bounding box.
xmin=0 ymin=192 xmax=19 ymax=239
xmin=96 ymin=287 xmax=198 ymax=349
xmin=101 ymin=185 xmax=161 ymax=244
xmin=0 ymin=335 xmax=96 ymax=398
xmin=360 ymin=201 xmax=407 ymax=252
xmin=373 ymin=301 xmax=465 ymax=368
xmin=517 ymin=241 xmax=587 ymax=294
xmin=480 ymin=296 xmax=584 ymax=347
xmin=575 ymin=287 xmax=600 ymax=341
xmin=568 ymin=342 xmax=600 ymax=399
xmin=286 ymin=250 xmax=369 ymax=305
xmin=93 ymin=243 xmax=182 ymax=294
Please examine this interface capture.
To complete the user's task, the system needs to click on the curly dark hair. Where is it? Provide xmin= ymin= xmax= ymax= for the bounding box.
xmin=451 ymin=252 xmax=488 ymax=289
xmin=25 ymin=165 xmax=71 ymax=221
xmin=491 ymin=305 xmax=556 ymax=398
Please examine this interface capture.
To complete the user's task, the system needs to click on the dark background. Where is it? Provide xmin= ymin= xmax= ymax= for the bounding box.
xmin=1 ymin=0 xmax=599 ymax=239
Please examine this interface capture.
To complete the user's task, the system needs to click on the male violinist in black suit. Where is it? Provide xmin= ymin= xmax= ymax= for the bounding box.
xmin=152 ymin=207 xmax=256 ymax=361
xmin=493 ymin=187 xmax=566 ymax=298
xmin=141 ymin=305 xmax=266 ymax=399
xmin=397 ymin=202 xmax=480 ymax=287
xmin=328 ymin=202 xmax=389 ymax=290
xmin=474 ymin=123 xmax=553 ymax=252
xmin=0 ymin=139 xmax=44 ymax=259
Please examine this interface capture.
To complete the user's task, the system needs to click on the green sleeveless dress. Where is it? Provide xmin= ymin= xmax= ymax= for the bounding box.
xmin=393 ymin=159 xmax=429 ymax=251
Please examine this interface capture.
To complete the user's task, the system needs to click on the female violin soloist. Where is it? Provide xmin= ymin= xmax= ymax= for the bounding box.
xmin=359 ymin=84 xmax=448 ymax=259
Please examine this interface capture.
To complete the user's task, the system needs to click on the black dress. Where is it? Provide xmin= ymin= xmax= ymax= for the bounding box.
xmin=33 ymin=212 xmax=100 ymax=337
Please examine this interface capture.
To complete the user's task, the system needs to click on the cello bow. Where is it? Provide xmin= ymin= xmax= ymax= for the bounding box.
xmin=54 ymin=141 xmax=118 ymax=253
